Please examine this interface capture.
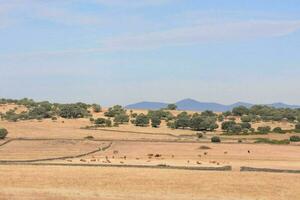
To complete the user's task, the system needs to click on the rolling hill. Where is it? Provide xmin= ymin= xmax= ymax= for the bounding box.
xmin=125 ymin=98 xmax=300 ymax=112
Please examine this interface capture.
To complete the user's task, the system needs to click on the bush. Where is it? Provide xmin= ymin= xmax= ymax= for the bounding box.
xmin=105 ymin=119 xmax=112 ymax=127
xmin=257 ymin=126 xmax=271 ymax=134
xmin=94 ymin=118 xmax=106 ymax=125
xmin=196 ymin=132 xmax=204 ymax=138
xmin=0 ymin=128 xmax=8 ymax=139
xmin=211 ymin=136 xmax=221 ymax=143
xmin=295 ymin=123 xmax=300 ymax=130
xmin=273 ymin=127 xmax=285 ymax=134
xmin=290 ymin=135 xmax=300 ymax=142
xmin=51 ymin=116 xmax=57 ymax=121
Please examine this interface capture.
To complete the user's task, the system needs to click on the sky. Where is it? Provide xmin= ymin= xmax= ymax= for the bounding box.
xmin=0 ymin=0 xmax=300 ymax=106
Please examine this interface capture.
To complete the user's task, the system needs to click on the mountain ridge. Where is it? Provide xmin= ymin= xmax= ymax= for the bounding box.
xmin=125 ymin=98 xmax=300 ymax=112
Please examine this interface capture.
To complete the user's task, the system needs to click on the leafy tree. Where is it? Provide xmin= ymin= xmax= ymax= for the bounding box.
xmin=201 ymin=110 xmax=216 ymax=117
xmin=190 ymin=114 xmax=218 ymax=131
xmin=0 ymin=128 xmax=8 ymax=139
xmin=105 ymin=105 xmax=126 ymax=117
xmin=241 ymin=115 xmax=252 ymax=123
xmin=217 ymin=115 xmax=224 ymax=122
xmin=59 ymin=104 xmax=89 ymax=118
xmin=240 ymin=122 xmax=251 ymax=129
xmin=221 ymin=121 xmax=236 ymax=131
xmin=135 ymin=114 xmax=149 ymax=127
xmin=92 ymin=104 xmax=102 ymax=113
xmin=174 ymin=112 xmax=190 ymax=129
xmin=151 ymin=115 xmax=161 ymax=128
xmin=222 ymin=111 xmax=232 ymax=117
xmin=167 ymin=104 xmax=177 ymax=110
xmin=114 ymin=114 xmax=129 ymax=124
xmin=232 ymin=106 xmax=249 ymax=116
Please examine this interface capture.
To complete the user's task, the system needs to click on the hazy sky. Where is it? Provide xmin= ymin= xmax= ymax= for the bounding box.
xmin=1 ymin=0 xmax=300 ymax=106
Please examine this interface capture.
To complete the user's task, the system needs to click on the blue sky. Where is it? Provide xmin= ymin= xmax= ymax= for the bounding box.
xmin=1 ymin=0 xmax=300 ymax=106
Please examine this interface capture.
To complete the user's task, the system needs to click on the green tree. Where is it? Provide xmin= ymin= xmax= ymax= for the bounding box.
xmin=151 ymin=115 xmax=161 ymax=128
xmin=114 ymin=114 xmax=129 ymax=124
xmin=135 ymin=114 xmax=150 ymax=127
xmin=167 ymin=104 xmax=177 ymax=110
xmin=232 ymin=106 xmax=249 ymax=116
xmin=92 ymin=104 xmax=102 ymax=113
xmin=105 ymin=105 xmax=126 ymax=117
xmin=174 ymin=112 xmax=190 ymax=129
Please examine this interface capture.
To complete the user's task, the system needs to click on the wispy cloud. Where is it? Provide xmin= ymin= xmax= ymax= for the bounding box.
xmin=99 ymin=20 xmax=300 ymax=50
xmin=1 ymin=19 xmax=300 ymax=59
xmin=89 ymin=0 xmax=173 ymax=7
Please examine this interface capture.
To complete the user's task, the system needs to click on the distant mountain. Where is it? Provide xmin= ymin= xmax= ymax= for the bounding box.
xmin=125 ymin=99 xmax=300 ymax=112
xmin=126 ymin=101 xmax=168 ymax=110
xmin=267 ymin=103 xmax=300 ymax=109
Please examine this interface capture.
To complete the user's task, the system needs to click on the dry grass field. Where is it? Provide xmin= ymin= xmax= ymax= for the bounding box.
xmin=0 ymin=105 xmax=300 ymax=199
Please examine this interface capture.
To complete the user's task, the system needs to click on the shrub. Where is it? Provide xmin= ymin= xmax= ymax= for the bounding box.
xmin=211 ymin=136 xmax=221 ymax=143
xmin=295 ymin=123 xmax=300 ymax=130
xmin=94 ymin=118 xmax=106 ymax=125
xmin=196 ymin=132 xmax=203 ymax=138
xmin=257 ymin=126 xmax=271 ymax=134
xmin=51 ymin=116 xmax=57 ymax=121
xmin=290 ymin=135 xmax=300 ymax=142
xmin=84 ymin=136 xmax=94 ymax=140
xmin=89 ymin=117 xmax=94 ymax=122
xmin=273 ymin=127 xmax=285 ymax=134
xmin=105 ymin=119 xmax=112 ymax=127
xmin=0 ymin=128 xmax=8 ymax=139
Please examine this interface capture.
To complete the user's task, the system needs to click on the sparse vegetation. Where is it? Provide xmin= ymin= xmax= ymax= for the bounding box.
xmin=0 ymin=128 xmax=8 ymax=139
xmin=211 ymin=136 xmax=221 ymax=143
xmin=290 ymin=135 xmax=300 ymax=142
